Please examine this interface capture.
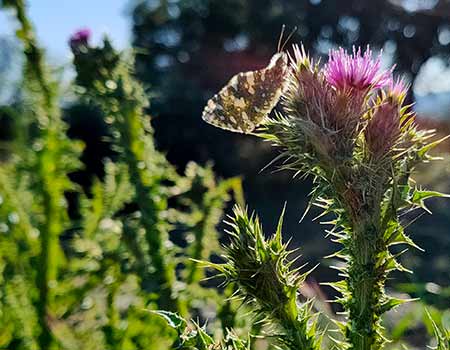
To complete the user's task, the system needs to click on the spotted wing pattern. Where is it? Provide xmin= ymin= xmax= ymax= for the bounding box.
xmin=202 ymin=52 xmax=289 ymax=133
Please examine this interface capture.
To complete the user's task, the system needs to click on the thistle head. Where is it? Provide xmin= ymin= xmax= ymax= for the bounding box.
xmin=208 ymin=206 xmax=309 ymax=320
xmin=69 ymin=28 xmax=91 ymax=51
xmin=276 ymin=44 xmax=366 ymax=163
xmin=70 ymin=36 xmax=121 ymax=94
xmin=258 ymin=44 xmax=435 ymax=184
xmin=325 ymin=46 xmax=393 ymax=93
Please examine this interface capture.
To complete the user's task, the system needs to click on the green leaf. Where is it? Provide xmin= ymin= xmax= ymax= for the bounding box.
xmin=187 ymin=323 xmax=215 ymax=348
xmin=385 ymin=223 xmax=424 ymax=251
xmin=151 ymin=310 xmax=187 ymax=333
xmin=378 ymin=296 xmax=417 ymax=314
xmin=425 ymin=309 xmax=450 ymax=350
xmin=410 ymin=188 xmax=450 ymax=213
xmin=417 ymin=135 xmax=450 ymax=158
xmin=411 ymin=189 xmax=450 ymax=204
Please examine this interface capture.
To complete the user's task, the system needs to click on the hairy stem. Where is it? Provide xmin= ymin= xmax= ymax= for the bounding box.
xmin=330 ymin=165 xmax=387 ymax=349
xmin=347 ymin=217 xmax=385 ymax=350
xmin=349 ymin=202 xmax=386 ymax=349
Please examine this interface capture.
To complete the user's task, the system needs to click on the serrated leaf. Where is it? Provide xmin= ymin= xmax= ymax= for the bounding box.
xmin=417 ymin=135 xmax=450 ymax=158
xmin=411 ymin=189 xmax=450 ymax=212
xmin=425 ymin=309 xmax=450 ymax=350
xmin=320 ymin=280 xmax=347 ymax=294
xmin=151 ymin=310 xmax=187 ymax=332
xmin=385 ymin=220 xmax=423 ymax=251
xmin=378 ymin=296 xmax=416 ymax=314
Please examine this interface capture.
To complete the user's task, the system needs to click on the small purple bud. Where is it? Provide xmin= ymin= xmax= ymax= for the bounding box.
xmin=69 ymin=28 xmax=91 ymax=51
xmin=387 ymin=77 xmax=408 ymax=103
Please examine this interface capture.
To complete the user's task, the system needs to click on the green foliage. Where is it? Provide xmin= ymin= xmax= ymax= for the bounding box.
xmin=153 ymin=310 xmax=251 ymax=350
xmin=432 ymin=322 xmax=450 ymax=349
xmin=0 ymin=1 xmax=240 ymax=349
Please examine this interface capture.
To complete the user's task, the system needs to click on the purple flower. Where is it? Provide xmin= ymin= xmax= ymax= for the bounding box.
xmin=325 ymin=46 xmax=392 ymax=92
xmin=283 ymin=45 xmax=367 ymax=159
xmin=69 ymin=28 xmax=91 ymax=50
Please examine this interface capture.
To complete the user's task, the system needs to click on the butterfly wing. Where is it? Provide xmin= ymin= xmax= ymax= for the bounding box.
xmin=202 ymin=52 xmax=288 ymax=134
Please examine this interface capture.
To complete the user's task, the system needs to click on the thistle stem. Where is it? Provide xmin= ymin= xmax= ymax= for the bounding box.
xmin=346 ymin=217 xmax=386 ymax=350
xmin=118 ymin=107 xmax=177 ymax=312
xmin=329 ymin=166 xmax=387 ymax=349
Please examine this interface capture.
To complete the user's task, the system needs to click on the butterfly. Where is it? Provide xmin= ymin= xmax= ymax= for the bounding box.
xmin=202 ymin=27 xmax=294 ymax=134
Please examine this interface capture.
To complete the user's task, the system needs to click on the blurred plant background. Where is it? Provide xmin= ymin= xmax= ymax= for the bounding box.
xmin=0 ymin=0 xmax=449 ymax=349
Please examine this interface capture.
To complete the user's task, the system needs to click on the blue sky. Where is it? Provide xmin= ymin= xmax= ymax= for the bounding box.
xmin=0 ymin=0 xmax=130 ymax=58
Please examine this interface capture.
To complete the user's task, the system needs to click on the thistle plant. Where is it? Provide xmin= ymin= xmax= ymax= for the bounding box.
xmin=157 ymin=205 xmax=322 ymax=350
xmin=186 ymin=43 xmax=449 ymax=350
xmin=71 ymin=32 xmax=180 ymax=311
xmin=259 ymin=45 xmax=449 ymax=349
xmin=69 ymin=34 xmax=243 ymax=316
xmin=207 ymin=206 xmax=321 ymax=350
xmin=0 ymin=1 xmax=243 ymax=349
xmin=1 ymin=1 xmax=82 ymax=348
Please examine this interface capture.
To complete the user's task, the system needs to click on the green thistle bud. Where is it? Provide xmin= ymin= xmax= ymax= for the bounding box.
xmin=204 ymin=205 xmax=321 ymax=350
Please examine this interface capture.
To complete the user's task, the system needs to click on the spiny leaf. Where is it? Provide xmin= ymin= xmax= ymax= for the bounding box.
xmin=151 ymin=310 xmax=187 ymax=332
xmin=425 ymin=309 xmax=450 ymax=350
xmin=417 ymin=135 xmax=450 ymax=159
xmin=378 ymin=296 xmax=417 ymax=314
xmin=410 ymin=188 xmax=450 ymax=213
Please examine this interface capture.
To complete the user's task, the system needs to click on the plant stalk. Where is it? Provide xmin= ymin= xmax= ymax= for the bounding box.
xmin=347 ymin=217 xmax=385 ymax=350
xmin=8 ymin=2 xmax=66 ymax=348
xmin=119 ymin=107 xmax=177 ymax=311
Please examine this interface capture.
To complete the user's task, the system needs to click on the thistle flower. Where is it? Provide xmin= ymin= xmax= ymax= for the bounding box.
xmin=69 ymin=28 xmax=91 ymax=51
xmin=325 ymin=46 xmax=393 ymax=93
xmin=278 ymin=44 xmax=366 ymax=162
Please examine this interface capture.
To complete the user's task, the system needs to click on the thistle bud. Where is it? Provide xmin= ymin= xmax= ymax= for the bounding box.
xmin=365 ymin=100 xmax=400 ymax=159
xmin=69 ymin=28 xmax=91 ymax=52
xmin=387 ymin=77 xmax=408 ymax=105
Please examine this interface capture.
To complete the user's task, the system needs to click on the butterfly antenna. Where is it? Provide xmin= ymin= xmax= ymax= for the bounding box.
xmin=280 ymin=26 xmax=298 ymax=52
xmin=277 ymin=24 xmax=286 ymax=53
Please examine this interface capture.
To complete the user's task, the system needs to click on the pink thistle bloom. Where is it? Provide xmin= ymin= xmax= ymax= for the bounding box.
xmin=69 ymin=28 xmax=91 ymax=50
xmin=325 ymin=46 xmax=393 ymax=92
xmin=283 ymin=45 xmax=367 ymax=159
